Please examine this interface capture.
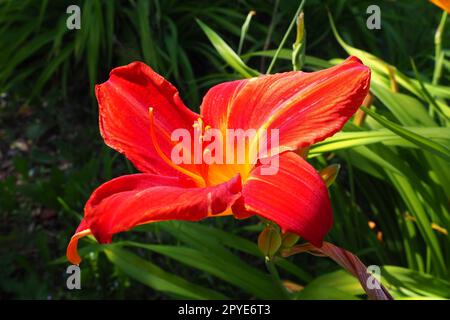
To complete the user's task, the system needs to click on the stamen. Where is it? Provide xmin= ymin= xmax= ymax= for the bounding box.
xmin=193 ymin=118 xmax=205 ymax=143
xmin=193 ymin=117 xmax=203 ymax=128
xmin=148 ymin=108 xmax=206 ymax=187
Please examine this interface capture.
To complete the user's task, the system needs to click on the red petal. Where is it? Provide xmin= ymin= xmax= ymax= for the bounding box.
xmin=66 ymin=174 xmax=242 ymax=264
xmin=201 ymin=56 xmax=370 ymax=150
xmin=233 ymin=152 xmax=333 ymax=246
xmin=96 ymin=61 xmax=200 ymax=177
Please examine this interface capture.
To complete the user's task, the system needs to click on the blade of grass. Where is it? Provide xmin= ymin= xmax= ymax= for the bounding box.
xmin=362 ymin=107 xmax=450 ymax=161
xmin=196 ymin=19 xmax=259 ymax=78
xmin=238 ymin=10 xmax=256 ymax=55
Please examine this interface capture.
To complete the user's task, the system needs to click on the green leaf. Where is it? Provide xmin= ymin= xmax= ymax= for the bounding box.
xmin=310 ymin=127 xmax=450 ymax=154
xmin=382 ymin=265 xmax=450 ymax=299
xmin=328 ymin=12 xmax=450 ymax=100
xmin=299 ymin=266 xmax=450 ymax=300
xmin=104 ymin=245 xmax=228 ymax=299
xmin=154 ymin=221 xmax=312 ymax=282
xmin=370 ymin=82 xmax=436 ymax=126
xmin=237 ymin=10 xmax=255 ymax=55
xmin=297 ymin=270 xmax=363 ymax=300
xmin=196 ymin=19 xmax=259 ymax=78
xmin=136 ymin=0 xmax=159 ymax=69
xmin=362 ymin=107 xmax=450 ymax=162
xmin=118 ymin=241 xmax=283 ymax=299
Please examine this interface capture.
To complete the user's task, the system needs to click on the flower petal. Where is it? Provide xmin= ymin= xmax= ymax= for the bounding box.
xmin=96 ymin=61 xmax=200 ymax=177
xmin=233 ymin=152 xmax=332 ymax=246
xmin=430 ymin=0 xmax=450 ymax=13
xmin=282 ymin=242 xmax=394 ymax=300
xmin=201 ymin=56 xmax=370 ymax=151
xmin=66 ymin=173 xmax=242 ymax=264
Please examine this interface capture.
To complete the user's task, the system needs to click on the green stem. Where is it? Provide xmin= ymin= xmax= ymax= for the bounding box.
xmin=265 ymin=256 xmax=291 ymax=299
xmin=266 ymin=0 xmax=306 ymax=74
xmin=260 ymin=0 xmax=280 ymax=71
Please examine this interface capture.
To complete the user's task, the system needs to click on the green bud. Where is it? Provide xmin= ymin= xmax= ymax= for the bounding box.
xmin=292 ymin=11 xmax=306 ymax=71
xmin=258 ymin=225 xmax=282 ymax=258
xmin=281 ymin=232 xmax=300 ymax=248
xmin=319 ymin=164 xmax=341 ymax=187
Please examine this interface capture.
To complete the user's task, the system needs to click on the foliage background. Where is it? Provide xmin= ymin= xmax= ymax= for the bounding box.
xmin=0 ymin=0 xmax=449 ymax=299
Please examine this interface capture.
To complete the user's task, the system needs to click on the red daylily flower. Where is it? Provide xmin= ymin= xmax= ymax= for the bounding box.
xmin=67 ymin=56 xmax=371 ymax=265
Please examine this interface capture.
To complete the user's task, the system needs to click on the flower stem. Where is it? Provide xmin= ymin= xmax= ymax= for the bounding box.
xmin=264 ymin=256 xmax=291 ymax=299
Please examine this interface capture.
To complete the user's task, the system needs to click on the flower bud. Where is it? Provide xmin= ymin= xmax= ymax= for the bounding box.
xmin=319 ymin=164 xmax=340 ymax=187
xmin=258 ymin=225 xmax=282 ymax=258
xmin=281 ymin=232 xmax=300 ymax=248
xmin=292 ymin=11 xmax=306 ymax=71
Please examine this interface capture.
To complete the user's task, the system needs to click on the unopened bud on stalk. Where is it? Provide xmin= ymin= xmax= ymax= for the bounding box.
xmin=295 ymin=11 xmax=305 ymax=43
xmin=292 ymin=11 xmax=306 ymax=71
xmin=258 ymin=225 xmax=282 ymax=258
xmin=281 ymin=232 xmax=300 ymax=248
xmin=319 ymin=164 xmax=341 ymax=187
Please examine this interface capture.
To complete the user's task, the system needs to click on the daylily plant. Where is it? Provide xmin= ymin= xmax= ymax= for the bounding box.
xmin=67 ymin=56 xmax=371 ymax=265
xmin=63 ymin=55 xmax=397 ymax=300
